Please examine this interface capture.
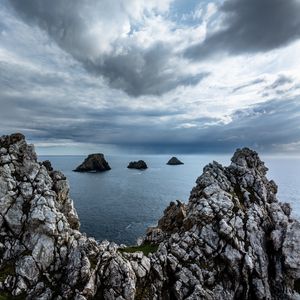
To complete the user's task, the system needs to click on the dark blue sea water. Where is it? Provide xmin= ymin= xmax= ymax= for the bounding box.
xmin=39 ymin=154 xmax=300 ymax=245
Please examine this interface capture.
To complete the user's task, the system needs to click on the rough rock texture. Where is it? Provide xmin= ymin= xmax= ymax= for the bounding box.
xmin=127 ymin=160 xmax=148 ymax=170
xmin=166 ymin=157 xmax=184 ymax=165
xmin=145 ymin=201 xmax=187 ymax=244
xmin=0 ymin=133 xmax=300 ymax=299
xmin=74 ymin=154 xmax=111 ymax=172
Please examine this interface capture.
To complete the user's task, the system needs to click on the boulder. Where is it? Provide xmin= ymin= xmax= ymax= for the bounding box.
xmin=74 ymin=153 xmax=111 ymax=172
xmin=127 ymin=160 xmax=148 ymax=170
xmin=42 ymin=160 xmax=53 ymax=171
xmin=167 ymin=156 xmax=184 ymax=165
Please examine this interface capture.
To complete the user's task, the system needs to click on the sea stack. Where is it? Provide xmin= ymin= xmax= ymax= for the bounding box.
xmin=167 ymin=156 xmax=184 ymax=165
xmin=74 ymin=153 xmax=111 ymax=172
xmin=127 ymin=160 xmax=148 ymax=169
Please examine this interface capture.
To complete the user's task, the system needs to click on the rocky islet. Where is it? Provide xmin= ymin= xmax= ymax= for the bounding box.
xmin=127 ymin=160 xmax=148 ymax=170
xmin=74 ymin=153 xmax=111 ymax=172
xmin=166 ymin=157 xmax=184 ymax=165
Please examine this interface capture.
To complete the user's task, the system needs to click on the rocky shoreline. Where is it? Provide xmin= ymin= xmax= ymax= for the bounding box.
xmin=0 ymin=133 xmax=300 ymax=299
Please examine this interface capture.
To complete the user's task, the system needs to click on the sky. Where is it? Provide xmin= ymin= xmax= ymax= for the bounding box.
xmin=1 ymin=0 xmax=300 ymax=155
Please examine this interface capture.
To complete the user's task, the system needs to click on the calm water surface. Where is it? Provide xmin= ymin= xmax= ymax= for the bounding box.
xmin=39 ymin=154 xmax=300 ymax=245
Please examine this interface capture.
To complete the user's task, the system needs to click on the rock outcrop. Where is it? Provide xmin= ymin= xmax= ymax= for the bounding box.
xmin=127 ymin=160 xmax=148 ymax=170
xmin=74 ymin=153 xmax=111 ymax=172
xmin=167 ymin=156 xmax=184 ymax=165
xmin=0 ymin=133 xmax=300 ymax=299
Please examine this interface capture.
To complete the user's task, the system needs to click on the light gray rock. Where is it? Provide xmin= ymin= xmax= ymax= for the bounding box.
xmin=283 ymin=221 xmax=300 ymax=277
xmin=16 ymin=256 xmax=39 ymax=282
xmin=32 ymin=234 xmax=55 ymax=270
xmin=0 ymin=135 xmax=300 ymax=300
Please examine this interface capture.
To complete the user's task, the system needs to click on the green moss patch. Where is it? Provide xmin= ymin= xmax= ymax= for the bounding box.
xmin=0 ymin=292 xmax=26 ymax=300
xmin=119 ymin=243 xmax=158 ymax=256
xmin=89 ymin=256 xmax=98 ymax=269
xmin=0 ymin=263 xmax=15 ymax=282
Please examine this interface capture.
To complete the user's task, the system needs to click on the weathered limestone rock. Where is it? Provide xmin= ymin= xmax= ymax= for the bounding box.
xmin=127 ymin=160 xmax=148 ymax=170
xmin=144 ymin=148 xmax=300 ymax=299
xmin=74 ymin=153 xmax=111 ymax=172
xmin=0 ymin=134 xmax=299 ymax=300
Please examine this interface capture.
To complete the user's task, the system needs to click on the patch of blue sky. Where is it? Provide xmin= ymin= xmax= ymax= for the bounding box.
xmin=168 ymin=0 xmax=223 ymax=26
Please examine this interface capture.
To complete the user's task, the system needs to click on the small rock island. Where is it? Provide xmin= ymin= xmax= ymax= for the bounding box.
xmin=127 ymin=160 xmax=148 ymax=169
xmin=167 ymin=156 xmax=184 ymax=165
xmin=74 ymin=153 xmax=111 ymax=172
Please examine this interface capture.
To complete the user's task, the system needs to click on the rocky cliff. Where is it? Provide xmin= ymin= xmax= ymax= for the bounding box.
xmin=0 ymin=133 xmax=299 ymax=299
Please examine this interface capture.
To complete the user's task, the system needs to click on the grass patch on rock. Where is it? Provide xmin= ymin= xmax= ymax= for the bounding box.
xmin=0 ymin=263 xmax=15 ymax=282
xmin=119 ymin=243 xmax=158 ymax=256
xmin=0 ymin=292 xmax=26 ymax=300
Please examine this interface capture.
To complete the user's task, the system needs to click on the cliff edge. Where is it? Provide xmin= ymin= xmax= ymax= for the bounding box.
xmin=0 ymin=133 xmax=299 ymax=299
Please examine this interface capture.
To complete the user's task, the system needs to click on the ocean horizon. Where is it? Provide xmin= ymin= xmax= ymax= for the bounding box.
xmin=39 ymin=153 xmax=300 ymax=245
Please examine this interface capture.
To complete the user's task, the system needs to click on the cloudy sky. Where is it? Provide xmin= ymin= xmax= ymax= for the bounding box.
xmin=1 ymin=0 xmax=300 ymax=155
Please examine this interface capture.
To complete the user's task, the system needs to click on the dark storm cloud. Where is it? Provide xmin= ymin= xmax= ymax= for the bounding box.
xmin=8 ymin=0 xmax=207 ymax=96
xmin=3 ymin=91 xmax=299 ymax=154
xmin=85 ymin=43 xmax=209 ymax=97
xmin=185 ymin=0 xmax=300 ymax=60
xmin=112 ymin=97 xmax=300 ymax=153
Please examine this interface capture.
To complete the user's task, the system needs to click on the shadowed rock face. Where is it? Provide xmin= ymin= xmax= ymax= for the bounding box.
xmin=0 ymin=134 xmax=300 ymax=299
xmin=42 ymin=160 xmax=53 ymax=172
xmin=127 ymin=160 xmax=148 ymax=169
xmin=167 ymin=156 xmax=184 ymax=165
xmin=74 ymin=153 xmax=111 ymax=172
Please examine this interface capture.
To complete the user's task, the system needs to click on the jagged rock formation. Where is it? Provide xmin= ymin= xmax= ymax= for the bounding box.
xmin=127 ymin=160 xmax=148 ymax=170
xmin=145 ymin=200 xmax=187 ymax=244
xmin=74 ymin=153 xmax=111 ymax=172
xmin=166 ymin=157 xmax=184 ymax=165
xmin=0 ymin=133 xmax=300 ymax=299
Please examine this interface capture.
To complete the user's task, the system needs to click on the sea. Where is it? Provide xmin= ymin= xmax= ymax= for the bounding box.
xmin=39 ymin=154 xmax=300 ymax=245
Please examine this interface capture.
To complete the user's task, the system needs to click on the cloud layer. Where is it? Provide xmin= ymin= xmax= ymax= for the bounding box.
xmin=185 ymin=0 xmax=300 ymax=59
xmin=9 ymin=0 xmax=208 ymax=96
xmin=1 ymin=0 xmax=300 ymax=154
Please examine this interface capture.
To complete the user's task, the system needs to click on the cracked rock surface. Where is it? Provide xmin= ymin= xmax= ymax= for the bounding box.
xmin=0 ymin=133 xmax=300 ymax=299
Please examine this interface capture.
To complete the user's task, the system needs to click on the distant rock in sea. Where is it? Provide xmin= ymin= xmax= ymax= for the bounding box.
xmin=1 ymin=133 xmax=300 ymax=299
xmin=167 ymin=156 xmax=184 ymax=165
xmin=74 ymin=153 xmax=111 ymax=172
xmin=127 ymin=160 xmax=148 ymax=169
